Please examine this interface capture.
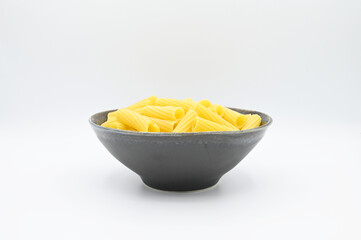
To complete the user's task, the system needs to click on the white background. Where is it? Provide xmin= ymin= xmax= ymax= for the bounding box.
xmin=1 ymin=0 xmax=360 ymax=239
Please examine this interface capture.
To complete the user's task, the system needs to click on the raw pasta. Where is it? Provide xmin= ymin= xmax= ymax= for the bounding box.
xmin=134 ymin=106 xmax=184 ymax=121
xmin=199 ymin=99 xmax=212 ymax=108
xmin=113 ymin=109 xmax=160 ymax=132
xmin=242 ymin=114 xmax=262 ymax=130
xmin=208 ymin=104 xmax=224 ymax=116
xmin=184 ymin=98 xmax=196 ymax=105
xmin=143 ymin=116 xmax=177 ymax=132
xmin=101 ymin=121 xmax=127 ymax=130
xmin=101 ymin=96 xmax=262 ymax=132
xmin=173 ymin=109 xmax=197 ymax=133
xmin=219 ymin=105 xmax=247 ymax=129
xmin=193 ymin=117 xmax=234 ymax=132
xmin=192 ymin=103 xmax=239 ymax=130
xmin=155 ymin=98 xmax=193 ymax=111
xmin=107 ymin=111 xmax=119 ymax=122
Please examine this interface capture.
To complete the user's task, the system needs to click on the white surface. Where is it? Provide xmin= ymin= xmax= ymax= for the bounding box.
xmin=1 ymin=0 xmax=361 ymax=239
xmin=1 ymin=121 xmax=360 ymax=240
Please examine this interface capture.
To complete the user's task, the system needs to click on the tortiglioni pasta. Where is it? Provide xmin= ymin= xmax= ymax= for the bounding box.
xmin=113 ymin=109 xmax=160 ymax=132
xmin=192 ymin=103 xmax=239 ymax=130
xmin=134 ymin=106 xmax=184 ymax=121
xmin=173 ymin=109 xmax=197 ymax=133
xmin=193 ymin=117 xmax=234 ymax=132
xmin=101 ymin=96 xmax=262 ymax=132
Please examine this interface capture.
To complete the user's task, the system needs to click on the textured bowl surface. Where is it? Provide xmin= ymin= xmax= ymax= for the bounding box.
xmin=89 ymin=108 xmax=272 ymax=191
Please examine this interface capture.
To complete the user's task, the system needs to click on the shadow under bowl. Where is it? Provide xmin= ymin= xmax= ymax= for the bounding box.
xmin=89 ymin=108 xmax=272 ymax=191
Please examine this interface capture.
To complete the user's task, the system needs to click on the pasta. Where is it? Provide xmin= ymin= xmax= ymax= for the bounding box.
xmin=143 ymin=116 xmax=177 ymax=132
xmin=208 ymin=104 xmax=224 ymax=116
xmin=199 ymin=99 xmax=212 ymax=108
xmin=134 ymin=106 xmax=184 ymax=121
xmin=173 ymin=110 xmax=197 ymax=133
xmin=219 ymin=105 xmax=247 ymax=129
xmin=192 ymin=103 xmax=239 ymax=130
xmin=100 ymin=96 xmax=262 ymax=132
xmin=193 ymin=117 xmax=234 ymax=132
xmin=113 ymin=109 xmax=160 ymax=132
xmin=155 ymin=98 xmax=193 ymax=111
xmin=242 ymin=114 xmax=262 ymax=130
xmin=101 ymin=121 xmax=128 ymax=130
xmin=107 ymin=111 xmax=119 ymax=122
xmin=184 ymin=98 xmax=196 ymax=105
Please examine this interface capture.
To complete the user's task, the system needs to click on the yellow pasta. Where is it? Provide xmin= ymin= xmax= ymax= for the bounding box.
xmin=242 ymin=114 xmax=261 ymax=130
xmin=100 ymin=97 xmax=263 ymax=132
xmin=191 ymin=103 xmax=239 ymax=130
xmin=184 ymin=98 xmax=196 ymax=105
xmin=155 ymin=98 xmax=193 ymax=111
xmin=199 ymin=99 xmax=212 ymax=108
xmin=125 ymin=95 xmax=157 ymax=111
xmin=220 ymin=106 xmax=247 ymax=129
xmin=134 ymin=106 xmax=184 ymax=121
xmin=173 ymin=110 xmax=197 ymax=133
xmin=192 ymin=117 xmax=234 ymax=132
xmin=107 ymin=111 xmax=119 ymax=122
xmin=208 ymin=104 xmax=224 ymax=116
xmin=113 ymin=109 xmax=160 ymax=132
xmin=143 ymin=116 xmax=176 ymax=132
xmin=101 ymin=121 xmax=128 ymax=130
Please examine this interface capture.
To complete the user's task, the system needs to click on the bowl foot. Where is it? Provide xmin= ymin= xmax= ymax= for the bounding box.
xmin=141 ymin=177 xmax=220 ymax=192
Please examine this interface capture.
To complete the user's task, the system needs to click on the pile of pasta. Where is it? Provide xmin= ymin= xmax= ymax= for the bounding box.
xmin=101 ymin=96 xmax=262 ymax=133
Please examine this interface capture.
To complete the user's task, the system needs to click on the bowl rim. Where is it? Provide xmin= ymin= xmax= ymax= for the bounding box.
xmin=89 ymin=107 xmax=272 ymax=136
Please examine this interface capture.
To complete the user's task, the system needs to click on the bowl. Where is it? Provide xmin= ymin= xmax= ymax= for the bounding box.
xmin=89 ymin=108 xmax=272 ymax=191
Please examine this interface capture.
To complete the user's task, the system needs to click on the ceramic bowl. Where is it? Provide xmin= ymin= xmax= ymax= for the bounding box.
xmin=89 ymin=108 xmax=272 ymax=191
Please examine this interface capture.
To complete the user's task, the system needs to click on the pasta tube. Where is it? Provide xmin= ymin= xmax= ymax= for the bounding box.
xmin=208 ymin=104 xmax=224 ymax=116
xmin=134 ymin=106 xmax=184 ymax=121
xmin=173 ymin=110 xmax=197 ymax=133
xmin=101 ymin=121 xmax=128 ymax=130
xmin=155 ymin=98 xmax=193 ymax=111
xmin=192 ymin=103 xmax=239 ymax=130
xmin=107 ymin=111 xmax=119 ymax=122
xmin=192 ymin=117 xmax=234 ymax=132
xmin=242 ymin=114 xmax=262 ymax=130
xmin=143 ymin=116 xmax=177 ymax=132
xmin=198 ymin=99 xmax=212 ymax=108
xmin=113 ymin=109 xmax=160 ymax=132
xmin=220 ymin=106 xmax=247 ymax=129
xmin=184 ymin=98 xmax=196 ymax=105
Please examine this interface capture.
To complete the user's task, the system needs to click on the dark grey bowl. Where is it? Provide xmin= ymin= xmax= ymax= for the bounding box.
xmin=89 ymin=108 xmax=272 ymax=191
